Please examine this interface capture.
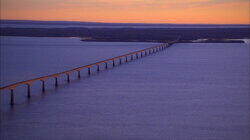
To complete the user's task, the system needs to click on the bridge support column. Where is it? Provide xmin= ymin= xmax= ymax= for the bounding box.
xmin=136 ymin=53 xmax=138 ymax=59
xmin=42 ymin=80 xmax=45 ymax=92
xmin=88 ymin=68 xmax=91 ymax=75
xmin=105 ymin=62 xmax=108 ymax=69
xmin=141 ymin=52 xmax=143 ymax=57
xmin=67 ymin=74 xmax=70 ymax=83
xmin=113 ymin=60 xmax=115 ymax=67
xmin=119 ymin=58 xmax=122 ymax=64
xmin=78 ymin=71 xmax=81 ymax=79
xmin=27 ymin=84 xmax=31 ymax=98
xmin=126 ymin=56 xmax=128 ymax=62
xmin=131 ymin=55 xmax=133 ymax=60
xmin=10 ymin=89 xmax=14 ymax=105
xmin=97 ymin=65 xmax=100 ymax=72
xmin=55 ymin=77 xmax=58 ymax=87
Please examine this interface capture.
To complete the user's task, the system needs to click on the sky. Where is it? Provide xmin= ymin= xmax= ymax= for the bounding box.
xmin=0 ymin=0 xmax=249 ymax=24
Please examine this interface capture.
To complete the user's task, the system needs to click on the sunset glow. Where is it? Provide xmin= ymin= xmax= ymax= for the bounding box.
xmin=1 ymin=0 xmax=249 ymax=24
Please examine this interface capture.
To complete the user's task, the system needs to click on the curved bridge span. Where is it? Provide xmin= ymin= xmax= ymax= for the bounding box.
xmin=0 ymin=40 xmax=178 ymax=105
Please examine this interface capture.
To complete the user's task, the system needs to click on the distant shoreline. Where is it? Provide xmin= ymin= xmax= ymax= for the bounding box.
xmin=1 ymin=27 xmax=249 ymax=43
xmin=1 ymin=19 xmax=249 ymax=28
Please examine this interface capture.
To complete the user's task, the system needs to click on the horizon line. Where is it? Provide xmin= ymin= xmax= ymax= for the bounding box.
xmin=1 ymin=19 xmax=249 ymax=26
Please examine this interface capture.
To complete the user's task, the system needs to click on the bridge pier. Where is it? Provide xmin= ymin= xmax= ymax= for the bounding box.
xmin=78 ymin=71 xmax=81 ymax=79
xmin=27 ymin=84 xmax=31 ymax=98
xmin=55 ymin=77 xmax=58 ymax=87
xmin=10 ymin=89 xmax=14 ymax=105
xmin=136 ymin=53 xmax=138 ymax=59
xmin=97 ymin=65 xmax=100 ymax=72
xmin=105 ymin=62 xmax=108 ymax=69
xmin=126 ymin=56 xmax=128 ymax=62
xmin=88 ymin=67 xmax=91 ymax=75
xmin=42 ymin=80 xmax=45 ymax=92
xmin=113 ymin=60 xmax=115 ymax=66
xmin=67 ymin=74 xmax=70 ymax=83
xmin=131 ymin=55 xmax=133 ymax=60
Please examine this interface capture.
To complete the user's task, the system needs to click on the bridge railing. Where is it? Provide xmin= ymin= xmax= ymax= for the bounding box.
xmin=0 ymin=39 xmax=179 ymax=105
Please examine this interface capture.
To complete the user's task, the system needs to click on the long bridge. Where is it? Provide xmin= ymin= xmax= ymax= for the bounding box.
xmin=0 ymin=40 xmax=179 ymax=105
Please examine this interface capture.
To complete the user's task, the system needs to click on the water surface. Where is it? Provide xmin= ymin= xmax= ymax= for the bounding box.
xmin=0 ymin=38 xmax=249 ymax=140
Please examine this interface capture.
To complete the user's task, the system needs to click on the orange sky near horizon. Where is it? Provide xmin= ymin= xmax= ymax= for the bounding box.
xmin=1 ymin=0 xmax=249 ymax=24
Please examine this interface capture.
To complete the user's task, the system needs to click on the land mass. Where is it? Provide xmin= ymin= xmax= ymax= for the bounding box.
xmin=1 ymin=27 xmax=249 ymax=43
xmin=1 ymin=20 xmax=249 ymax=43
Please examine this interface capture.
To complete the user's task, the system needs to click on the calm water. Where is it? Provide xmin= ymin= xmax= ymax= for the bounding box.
xmin=0 ymin=37 xmax=249 ymax=140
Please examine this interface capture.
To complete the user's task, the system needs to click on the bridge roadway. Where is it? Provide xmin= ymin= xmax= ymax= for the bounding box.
xmin=0 ymin=40 xmax=178 ymax=105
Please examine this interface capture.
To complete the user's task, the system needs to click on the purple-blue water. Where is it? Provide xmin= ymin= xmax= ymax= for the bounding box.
xmin=0 ymin=36 xmax=249 ymax=140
